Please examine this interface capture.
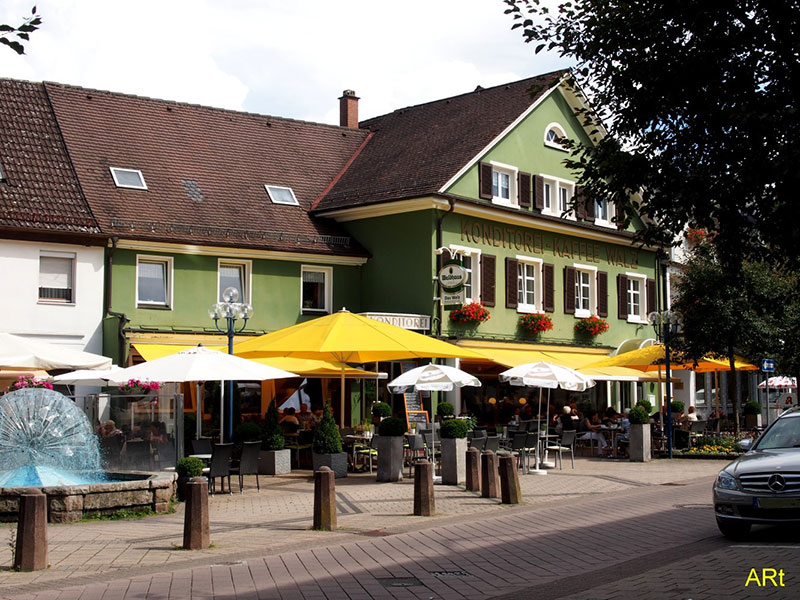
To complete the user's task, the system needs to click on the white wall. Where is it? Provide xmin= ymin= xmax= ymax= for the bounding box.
xmin=0 ymin=239 xmax=105 ymax=353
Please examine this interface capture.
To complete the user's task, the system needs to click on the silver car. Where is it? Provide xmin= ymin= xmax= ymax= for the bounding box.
xmin=713 ymin=406 xmax=800 ymax=539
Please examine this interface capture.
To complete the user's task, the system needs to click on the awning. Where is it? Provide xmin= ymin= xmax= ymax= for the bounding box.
xmin=131 ymin=343 xmax=386 ymax=379
xmin=455 ymin=340 xmax=667 ymax=382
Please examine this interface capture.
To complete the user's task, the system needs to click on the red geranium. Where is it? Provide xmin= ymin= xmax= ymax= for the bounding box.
xmin=519 ymin=313 xmax=554 ymax=335
xmin=450 ymin=302 xmax=490 ymax=324
xmin=574 ymin=315 xmax=609 ymax=336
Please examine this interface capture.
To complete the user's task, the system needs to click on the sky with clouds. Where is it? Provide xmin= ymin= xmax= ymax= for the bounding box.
xmin=0 ymin=1 xmax=572 ymax=124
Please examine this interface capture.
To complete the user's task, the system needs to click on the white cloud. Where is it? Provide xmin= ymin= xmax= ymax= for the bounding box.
xmin=0 ymin=0 xmax=572 ymax=122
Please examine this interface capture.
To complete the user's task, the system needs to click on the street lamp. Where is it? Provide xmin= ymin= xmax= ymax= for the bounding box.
xmin=648 ymin=309 xmax=681 ymax=459
xmin=209 ymin=286 xmax=253 ymax=443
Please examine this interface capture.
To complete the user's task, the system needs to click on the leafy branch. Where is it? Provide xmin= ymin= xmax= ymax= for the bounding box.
xmin=0 ymin=6 xmax=42 ymax=55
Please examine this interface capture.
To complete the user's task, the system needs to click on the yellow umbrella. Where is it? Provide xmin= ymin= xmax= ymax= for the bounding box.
xmin=584 ymin=344 xmax=757 ymax=373
xmin=234 ymin=309 xmax=485 ymax=426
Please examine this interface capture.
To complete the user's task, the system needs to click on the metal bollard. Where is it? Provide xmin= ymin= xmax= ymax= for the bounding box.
xmin=499 ymin=454 xmax=522 ymax=504
xmin=14 ymin=489 xmax=47 ymax=571
xmin=313 ymin=466 xmax=337 ymax=531
xmin=413 ymin=460 xmax=435 ymax=516
xmin=465 ymin=446 xmax=481 ymax=492
xmin=183 ymin=477 xmax=210 ymax=550
xmin=480 ymin=450 xmax=500 ymax=499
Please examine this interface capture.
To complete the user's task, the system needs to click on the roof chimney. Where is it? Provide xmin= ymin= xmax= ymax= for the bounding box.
xmin=339 ymin=89 xmax=359 ymax=128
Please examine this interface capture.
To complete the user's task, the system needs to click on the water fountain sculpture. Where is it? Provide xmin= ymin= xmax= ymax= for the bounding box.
xmin=0 ymin=388 xmax=105 ymax=487
xmin=0 ymin=388 xmax=175 ymax=522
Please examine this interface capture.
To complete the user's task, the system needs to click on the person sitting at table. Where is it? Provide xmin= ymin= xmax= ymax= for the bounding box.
xmin=280 ymin=407 xmax=301 ymax=433
xmin=679 ymin=405 xmax=698 ymax=427
xmin=603 ymin=405 xmax=619 ymax=424
xmin=297 ymin=403 xmax=313 ymax=429
xmin=149 ymin=421 xmax=168 ymax=444
xmin=616 ymin=408 xmax=632 ymax=457
xmin=578 ymin=408 xmax=608 ymax=453
xmin=558 ymin=405 xmax=576 ymax=434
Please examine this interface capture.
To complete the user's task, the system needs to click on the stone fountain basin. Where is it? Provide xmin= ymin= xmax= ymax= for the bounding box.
xmin=0 ymin=471 xmax=177 ymax=523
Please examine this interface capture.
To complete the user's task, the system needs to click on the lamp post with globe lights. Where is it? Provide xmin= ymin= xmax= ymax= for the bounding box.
xmin=209 ymin=286 xmax=253 ymax=443
xmin=648 ymin=308 xmax=681 ymax=459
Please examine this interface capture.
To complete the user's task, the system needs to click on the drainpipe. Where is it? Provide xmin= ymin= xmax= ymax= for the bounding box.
xmin=434 ymin=198 xmax=456 ymax=338
xmin=106 ymin=236 xmax=130 ymax=365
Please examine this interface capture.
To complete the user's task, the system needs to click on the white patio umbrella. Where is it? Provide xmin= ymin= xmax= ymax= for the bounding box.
xmin=51 ymin=366 xmax=126 ymax=386
xmin=107 ymin=346 xmax=298 ymax=443
xmin=387 ymin=363 xmax=481 ymax=483
xmin=757 ymin=376 xmax=797 ymax=389
xmin=500 ymin=362 xmax=596 ymax=475
xmin=0 ymin=332 xmax=112 ymax=370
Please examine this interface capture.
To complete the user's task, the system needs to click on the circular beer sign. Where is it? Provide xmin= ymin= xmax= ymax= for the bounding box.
xmin=438 ymin=262 xmax=467 ymax=291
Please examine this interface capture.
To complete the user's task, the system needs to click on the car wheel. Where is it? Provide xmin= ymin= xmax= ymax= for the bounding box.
xmin=716 ymin=518 xmax=751 ymax=540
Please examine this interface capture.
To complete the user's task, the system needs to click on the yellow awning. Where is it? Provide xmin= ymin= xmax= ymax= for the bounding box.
xmin=131 ymin=344 xmax=385 ymax=379
xmin=578 ymin=366 xmax=679 ymax=383
xmin=456 ymin=340 xmax=609 ymax=369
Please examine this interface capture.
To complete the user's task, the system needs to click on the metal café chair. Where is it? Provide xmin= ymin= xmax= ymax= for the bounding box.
xmin=404 ymin=434 xmax=426 ymax=477
xmin=546 ymin=430 xmax=576 ymax=470
xmin=469 ymin=434 xmax=487 ymax=452
xmin=202 ymin=443 xmax=234 ymax=495
xmin=230 ymin=440 xmax=261 ymax=493
xmin=483 ymin=435 xmax=501 ymax=454
xmin=509 ymin=432 xmax=529 ymax=471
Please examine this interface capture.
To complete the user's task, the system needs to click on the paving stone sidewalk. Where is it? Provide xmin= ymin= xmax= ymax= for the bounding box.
xmin=0 ymin=457 xmax=734 ymax=599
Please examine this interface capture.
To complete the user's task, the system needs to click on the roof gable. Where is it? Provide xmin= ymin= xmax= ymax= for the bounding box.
xmin=0 ymin=79 xmax=99 ymax=235
xmin=313 ymin=70 xmax=567 ymax=212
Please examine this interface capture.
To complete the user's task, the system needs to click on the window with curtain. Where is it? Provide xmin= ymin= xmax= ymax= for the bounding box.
xmin=219 ymin=262 xmax=247 ymax=302
xmin=39 ymin=255 xmax=74 ymax=303
xmin=302 ymin=267 xmax=331 ymax=313
xmin=137 ymin=258 xmax=170 ymax=306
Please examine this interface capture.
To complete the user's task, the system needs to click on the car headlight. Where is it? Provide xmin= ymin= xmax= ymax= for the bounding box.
xmin=715 ymin=471 xmax=739 ymax=491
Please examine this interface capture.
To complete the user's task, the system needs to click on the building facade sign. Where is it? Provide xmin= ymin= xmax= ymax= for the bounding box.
xmin=362 ymin=312 xmax=431 ymax=331
xmin=459 ymin=218 xmax=640 ymax=269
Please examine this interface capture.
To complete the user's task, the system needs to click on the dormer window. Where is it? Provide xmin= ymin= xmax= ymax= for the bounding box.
xmin=544 ymin=122 xmax=569 ymax=151
xmin=265 ymin=185 xmax=299 ymax=206
xmin=0 ymin=160 xmax=6 ymax=183
xmin=110 ymin=168 xmax=147 ymax=190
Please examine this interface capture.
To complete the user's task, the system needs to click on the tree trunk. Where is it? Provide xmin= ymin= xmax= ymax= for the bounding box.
xmin=728 ymin=348 xmax=740 ymax=436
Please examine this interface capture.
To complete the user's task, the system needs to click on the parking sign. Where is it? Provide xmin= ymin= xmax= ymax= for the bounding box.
xmin=761 ymin=358 xmax=775 ymax=373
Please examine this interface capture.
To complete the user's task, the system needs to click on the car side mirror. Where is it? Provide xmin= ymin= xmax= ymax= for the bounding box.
xmin=737 ymin=438 xmax=754 ymax=452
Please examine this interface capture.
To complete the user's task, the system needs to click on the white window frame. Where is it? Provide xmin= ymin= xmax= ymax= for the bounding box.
xmin=489 ymin=161 xmax=518 ymax=208
xmin=573 ymin=263 xmax=598 ymax=318
xmin=539 ymin=175 xmax=575 ymax=220
xmin=594 ymin=197 xmax=615 ymax=228
xmin=543 ymin=180 xmax=552 ymax=211
xmin=301 ymin=265 xmax=333 ymax=314
xmin=136 ymin=255 xmax=173 ymax=309
xmin=38 ymin=251 xmax=76 ymax=305
xmin=448 ymin=244 xmax=481 ymax=303
xmin=217 ymin=259 xmax=252 ymax=304
xmin=543 ymin=122 xmax=569 ymax=151
xmin=516 ymin=255 xmax=543 ymax=314
xmin=110 ymin=167 xmax=148 ymax=190
xmin=265 ymin=184 xmax=299 ymax=206
xmin=626 ymin=272 xmax=648 ymax=323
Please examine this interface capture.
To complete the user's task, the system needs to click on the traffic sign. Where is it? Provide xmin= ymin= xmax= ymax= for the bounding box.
xmin=761 ymin=359 xmax=775 ymax=373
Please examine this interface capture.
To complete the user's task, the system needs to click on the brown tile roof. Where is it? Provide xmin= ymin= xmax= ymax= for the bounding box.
xmin=0 ymin=79 xmax=99 ymax=235
xmin=43 ymin=82 xmax=371 ymax=256
xmin=313 ymin=71 xmax=567 ymax=212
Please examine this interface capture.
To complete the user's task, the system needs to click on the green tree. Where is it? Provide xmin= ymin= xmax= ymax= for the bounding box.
xmin=504 ymin=1 xmax=800 ymax=273
xmin=1 ymin=6 xmax=41 ymax=55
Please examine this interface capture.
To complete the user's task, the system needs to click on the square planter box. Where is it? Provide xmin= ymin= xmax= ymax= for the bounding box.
xmin=312 ymin=452 xmax=348 ymax=478
xmin=441 ymin=437 xmax=467 ymax=485
xmin=259 ymin=449 xmax=291 ymax=475
xmin=629 ymin=423 xmax=651 ymax=462
xmin=376 ymin=436 xmax=404 ymax=482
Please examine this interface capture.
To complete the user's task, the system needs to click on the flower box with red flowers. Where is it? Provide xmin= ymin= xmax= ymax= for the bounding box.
xmin=449 ymin=302 xmax=490 ymax=325
xmin=574 ymin=315 xmax=609 ymax=336
xmin=519 ymin=313 xmax=553 ymax=336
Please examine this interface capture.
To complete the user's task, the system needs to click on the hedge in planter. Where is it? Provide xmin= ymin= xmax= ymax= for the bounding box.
xmin=376 ymin=417 xmax=406 ymax=482
xmin=260 ymin=399 xmax=290 ymax=475
xmin=440 ymin=419 xmax=469 ymax=485
xmin=437 ymin=401 xmax=455 ymax=419
xmin=176 ymin=456 xmax=204 ymax=501
xmin=372 ymin=401 xmax=392 ymax=419
xmin=627 ymin=406 xmax=651 ymax=462
xmin=312 ymin=405 xmax=347 ymax=477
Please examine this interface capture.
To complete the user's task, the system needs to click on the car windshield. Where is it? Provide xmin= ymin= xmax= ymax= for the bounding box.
xmin=755 ymin=417 xmax=800 ymax=449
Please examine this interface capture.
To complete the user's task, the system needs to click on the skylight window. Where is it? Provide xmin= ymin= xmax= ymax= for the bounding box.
xmin=0 ymin=160 xmax=6 ymax=182
xmin=265 ymin=185 xmax=299 ymax=206
xmin=110 ymin=167 xmax=147 ymax=190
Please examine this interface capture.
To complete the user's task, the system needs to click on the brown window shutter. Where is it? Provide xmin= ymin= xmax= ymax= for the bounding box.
xmin=481 ymin=254 xmax=496 ymax=307
xmin=479 ymin=162 xmax=493 ymax=200
xmin=617 ymin=274 xmax=629 ymax=319
xmin=646 ymin=278 xmax=657 ymax=315
xmin=597 ymin=271 xmax=608 ymax=317
xmin=518 ymin=172 xmax=531 ymax=208
xmin=543 ymin=263 xmax=555 ymax=312
xmin=534 ymin=175 xmax=545 ymax=210
xmin=615 ymin=200 xmax=625 ymax=230
xmin=564 ymin=266 xmax=575 ymax=314
xmin=575 ymin=186 xmax=592 ymax=221
xmin=505 ymin=257 xmax=518 ymax=309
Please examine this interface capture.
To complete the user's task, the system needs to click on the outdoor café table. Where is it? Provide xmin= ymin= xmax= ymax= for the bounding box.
xmin=599 ymin=426 xmax=622 ymax=457
xmin=344 ymin=434 xmax=372 ymax=471
xmin=538 ymin=433 xmax=559 ymax=468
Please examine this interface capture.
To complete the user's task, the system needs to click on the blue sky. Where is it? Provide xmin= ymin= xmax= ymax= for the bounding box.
xmin=0 ymin=1 xmax=571 ymax=123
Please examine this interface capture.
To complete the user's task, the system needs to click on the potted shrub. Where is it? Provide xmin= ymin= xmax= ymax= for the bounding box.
xmin=744 ymin=399 xmax=762 ymax=429
xmin=259 ymin=400 xmax=290 ymax=475
xmin=635 ymin=398 xmax=653 ymax=415
xmin=439 ymin=418 xmax=469 ymax=485
xmin=518 ymin=313 xmax=554 ymax=337
xmin=312 ymin=404 xmax=347 ymax=478
xmin=371 ymin=401 xmax=391 ymax=426
xmin=436 ymin=401 xmax=455 ymax=422
xmin=176 ymin=456 xmax=204 ymax=501
xmin=627 ymin=406 xmax=651 ymax=462
xmin=376 ymin=416 xmax=406 ymax=482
